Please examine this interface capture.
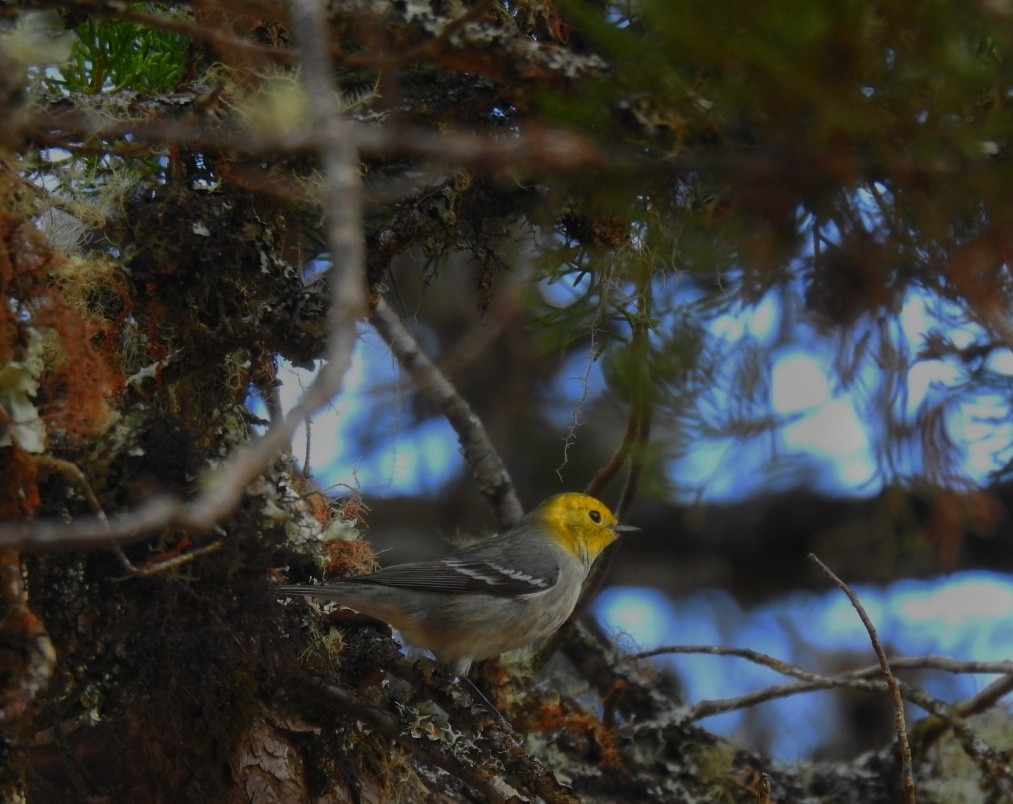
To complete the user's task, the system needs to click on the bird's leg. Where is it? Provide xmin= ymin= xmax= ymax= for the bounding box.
xmin=456 ymin=673 xmax=511 ymax=728
xmin=419 ymin=659 xmax=511 ymax=728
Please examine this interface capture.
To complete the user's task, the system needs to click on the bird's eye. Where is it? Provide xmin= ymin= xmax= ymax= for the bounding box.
xmin=588 ymin=509 xmax=602 ymax=523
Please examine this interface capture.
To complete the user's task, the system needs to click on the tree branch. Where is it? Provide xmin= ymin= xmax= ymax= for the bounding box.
xmin=369 ymin=297 xmax=523 ymax=526
xmin=304 ymin=678 xmax=521 ymax=803
xmin=633 ymin=642 xmax=1010 ymax=790
xmin=809 ymin=552 xmax=916 ymax=803
xmin=22 ymin=106 xmax=601 ymax=176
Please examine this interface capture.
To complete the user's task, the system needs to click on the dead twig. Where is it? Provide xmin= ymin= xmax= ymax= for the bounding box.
xmin=636 ymin=645 xmax=1010 ymax=715
xmin=910 ymin=673 xmax=1013 ymax=754
xmin=631 ymin=645 xmax=1013 ymax=677
xmin=369 ymin=297 xmax=523 ymax=527
xmin=36 ymin=455 xmax=222 ymax=576
xmin=809 ymin=552 xmax=916 ymax=804
xmin=634 ymin=642 xmax=1010 ymax=788
xmin=111 ymin=538 xmax=225 ymax=577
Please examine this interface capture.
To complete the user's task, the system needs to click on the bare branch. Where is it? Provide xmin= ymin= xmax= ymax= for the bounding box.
xmin=111 ymin=538 xmax=225 ymax=577
xmin=639 ymin=642 xmax=1010 ymax=787
xmin=626 ymin=587 xmax=1005 ymax=795
xmin=369 ymin=297 xmax=523 ymax=526
xmin=809 ymin=553 xmax=915 ymax=803
xmin=910 ymin=673 xmax=1013 ymax=760
xmin=633 ymin=645 xmax=1013 ymax=678
xmin=950 ymin=673 xmax=1013 ymax=718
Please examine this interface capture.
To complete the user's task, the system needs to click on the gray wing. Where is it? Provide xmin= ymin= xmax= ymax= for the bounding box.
xmin=340 ymin=534 xmax=560 ymax=597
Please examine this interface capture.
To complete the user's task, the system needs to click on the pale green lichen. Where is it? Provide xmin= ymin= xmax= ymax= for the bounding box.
xmin=919 ymin=710 xmax=1013 ymax=803
xmin=0 ymin=329 xmax=47 ymax=453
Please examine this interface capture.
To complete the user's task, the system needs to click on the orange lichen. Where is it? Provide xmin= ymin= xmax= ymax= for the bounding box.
xmin=304 ymin=490 xmax=332 ymax=527
xmin=529 ymin=701 xmax=625 ymax=769
xmin=322 ymin=538 xmax=380 ymax=579
xmin=0 ymin=446 xmax=40 ymax=519
xmin=336 ymin=492 xmax=370 ymax=528
xmin=0 ymin=163 xmax=122 ymax=443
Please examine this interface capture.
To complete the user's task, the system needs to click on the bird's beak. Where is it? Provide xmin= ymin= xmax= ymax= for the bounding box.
xmin=613 ymin=523 xmax=640 ymax=534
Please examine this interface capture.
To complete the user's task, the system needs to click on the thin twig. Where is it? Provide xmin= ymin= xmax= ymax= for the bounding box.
xmin=583 ymin=413 xmax=638 ymax=499
xmin=35 ymin=456 xmax=223 ymax=576
xmin=633 ymin=642 xmax=1011 ymax=785
xmin=369 ymin=297 xmax=523 ymax=527
xmin=33 ymin=456 xmax=109 ymax=527
xmin=111 ymin=538 xmax=225 ymax=577
xmin=631 ymin=645 xmax=1013 ymax=678
xmin=685 ymin=673 xmax=892 ymax=720
xmin=616 ymin=321 xmax=652 ymax=521
xmin=585 ymin=278 xmax=652 ymax=518
xmin=949 ymin=673 xmax=1013 ymax=719
xmin=896 ymin=679 xmax=1010 ymax=786
xmin=650 ymin=657 xmax=1011 ymax=788
xmin=809 ymin=552 xmax=916 ymax=804
xmin=36 ymin=456 xmax=128 ymax=571
xmin=909 ymin=673 xmax=1013 ymax=760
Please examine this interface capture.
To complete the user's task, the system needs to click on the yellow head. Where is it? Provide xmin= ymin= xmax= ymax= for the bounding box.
xmin=532 ymin=492 xmax=632 ymax=564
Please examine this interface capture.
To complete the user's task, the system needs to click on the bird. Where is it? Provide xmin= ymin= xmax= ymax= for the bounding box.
xmin=277 ymin=492 xmax=637 ymax=675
